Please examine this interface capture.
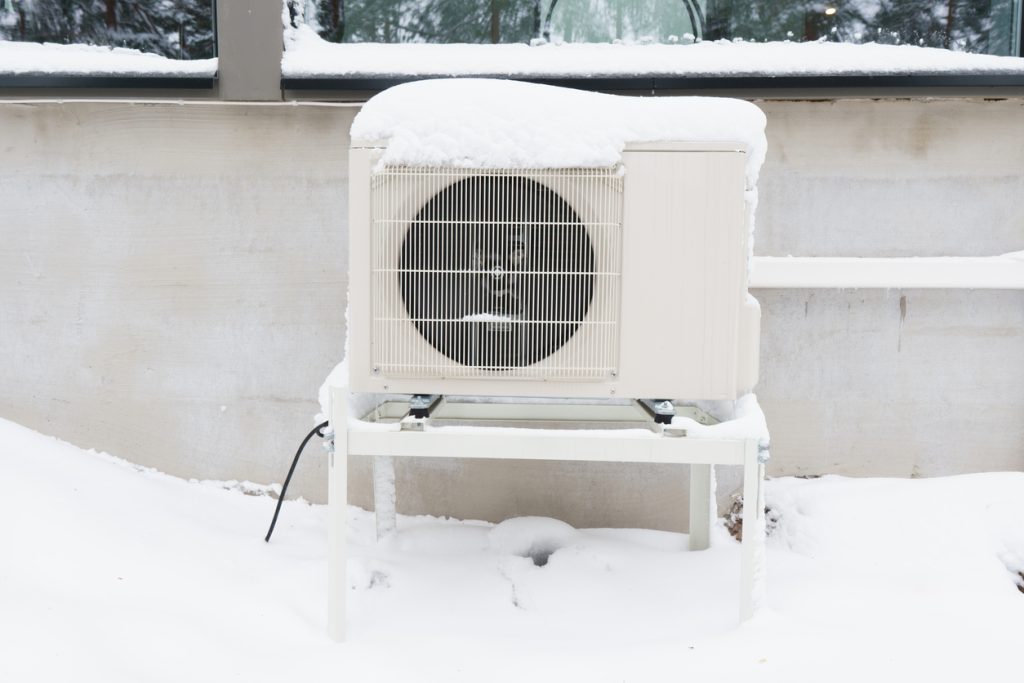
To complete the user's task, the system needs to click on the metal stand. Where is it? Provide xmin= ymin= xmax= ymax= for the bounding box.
xmin=327 ymin=386 xmax=767 ymax=642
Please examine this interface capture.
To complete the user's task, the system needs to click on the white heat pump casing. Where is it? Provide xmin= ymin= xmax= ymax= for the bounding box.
xmin=348 ymin=140 xmax=760 ymax=401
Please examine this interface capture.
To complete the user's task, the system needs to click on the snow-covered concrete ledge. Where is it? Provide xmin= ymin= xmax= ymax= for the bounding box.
xmin=0 ymin=41 xmax=217 ymax=78
xmin=750 ymin=254 xmax=1024 ymax=290
xmin=283 ymin=26 xmax=1024 ymax=79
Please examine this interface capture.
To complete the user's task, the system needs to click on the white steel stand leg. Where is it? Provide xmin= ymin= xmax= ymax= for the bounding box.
xmin=372 ymin=455 xmax=397 ymax=540
xmin=328 ymin=386 xmax=349 ymax=642
xmin=739 ymin=439 xmax=766 ymax=622
xmin=688 ymin=463 xmax=713 ymax=551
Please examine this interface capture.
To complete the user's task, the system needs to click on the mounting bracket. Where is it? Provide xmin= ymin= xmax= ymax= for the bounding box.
xmin=408 ymin=394 xmax=443 ymax=419
xmin=637 ymin=398 xmax=677 ymax=424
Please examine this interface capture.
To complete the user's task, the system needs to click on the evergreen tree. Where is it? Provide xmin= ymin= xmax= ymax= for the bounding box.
xmin=870 ymin=0 xmax=1014 ymax=52
xmin=298 ymin=0 xmax=547 ymax=43
xmin=7 ymin=0 xmax=1012 ymax=58
xmin=702 ymin=0 xmax=1015 ymax=52
xmin=0 ymin=0 xmax=214 ymax=59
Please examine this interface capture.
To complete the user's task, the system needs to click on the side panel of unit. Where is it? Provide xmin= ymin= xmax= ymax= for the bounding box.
xmin=348 ymin=147 xmax=376 ymax=393
xmin=736 ymin=295 xmax=761 ymax=394
xmin=700 ymin=151 xmax=748 ymax=398
xmin=617 ymin=150 xmax=747 ymax=400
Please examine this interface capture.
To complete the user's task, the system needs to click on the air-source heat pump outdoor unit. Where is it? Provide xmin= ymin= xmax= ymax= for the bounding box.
xmin=347 ymin=80 xmax=765 ymax=403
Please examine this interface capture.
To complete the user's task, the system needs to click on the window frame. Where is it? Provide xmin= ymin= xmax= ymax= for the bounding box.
xmin=281 ymin=73 xmax=1024 ymax=94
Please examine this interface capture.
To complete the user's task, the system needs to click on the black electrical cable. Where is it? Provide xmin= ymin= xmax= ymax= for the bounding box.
xmin=265 ymin=420 xmax=329 ymax=542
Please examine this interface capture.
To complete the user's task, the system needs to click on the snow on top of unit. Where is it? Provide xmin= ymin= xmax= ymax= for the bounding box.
xmin=284 ymin=25 xmax=1024 ymax=78
xmin=350 ymin=78 xmax=768 ymax=184
xmin=0 ymin=41 xmax=217 ymax=77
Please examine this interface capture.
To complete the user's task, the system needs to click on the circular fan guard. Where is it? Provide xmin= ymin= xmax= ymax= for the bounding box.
xmin=399 ymin=176 xmax=595 ymax=369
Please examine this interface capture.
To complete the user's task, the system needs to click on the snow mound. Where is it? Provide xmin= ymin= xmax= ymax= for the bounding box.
xmin=350 ymin=78 xmax=767 ymax=186
xmin=489 ymin=516 xmax=578 ymax=566
xmin=769 ymin=473 xmax=1024 ymax=581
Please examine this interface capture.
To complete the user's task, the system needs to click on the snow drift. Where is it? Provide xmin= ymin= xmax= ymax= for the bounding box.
xmin=3 ymin=416 xmax=1024 ymax=682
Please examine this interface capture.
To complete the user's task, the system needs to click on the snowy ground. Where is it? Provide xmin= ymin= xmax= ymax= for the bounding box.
xmin=0 ymin=41 xmax=216 ymax=77
xmin=283 ymin=26 xmax=1024 ymax=78
xmin=2 ymin=416 xmax=1022 ymax=682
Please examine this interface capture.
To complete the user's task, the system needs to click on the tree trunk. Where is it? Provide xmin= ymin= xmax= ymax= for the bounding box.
xmin=944 ymin=0 xmax=955 ymax=49
xmin=543 ymin=0 xmax=559 ymax=41
xmin=105 ymin=0 xmax=117 ymax=30
xmin=490 ymin=0 xmax=501 ymax=43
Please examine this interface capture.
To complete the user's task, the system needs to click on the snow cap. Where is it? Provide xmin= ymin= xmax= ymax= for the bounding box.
xmin=351 ymin=78 xmax=767 ymax=186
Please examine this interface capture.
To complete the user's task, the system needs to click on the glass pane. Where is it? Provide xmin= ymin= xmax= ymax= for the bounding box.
xmin=704 ymin=0 xmax=1021 ymax=56
xmin=295 ymin=0 xmax=1022 ymax=56
xmin=549 ymin=0 xmax=699 ymax=43
xmin=0 ymin=0 xmax=216 ymax=60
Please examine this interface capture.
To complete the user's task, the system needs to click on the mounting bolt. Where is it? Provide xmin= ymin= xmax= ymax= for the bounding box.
xmin=372 ymin=367 xmax=380 ymax=375
xmin=640 ymin=398 xmax=676 ymax=425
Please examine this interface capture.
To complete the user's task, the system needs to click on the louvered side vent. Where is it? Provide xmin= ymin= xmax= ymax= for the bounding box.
xmin=371 ymin=166 xmax=623 ymax=380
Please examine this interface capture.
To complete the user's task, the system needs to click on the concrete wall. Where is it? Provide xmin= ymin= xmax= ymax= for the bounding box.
xmin=0 ymin=102 xmax=351 ymax=503
xmin=1 ymin=97 xmax=1022 ymax=531
xmin=756 ymin=98 xmax=1024 ymax=257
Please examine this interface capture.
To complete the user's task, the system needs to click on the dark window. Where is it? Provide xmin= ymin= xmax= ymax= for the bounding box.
xmin=0 ymin=0 xmax=216 ymax=60
xmin=297 ymin=0 xmax=1022 ymax=56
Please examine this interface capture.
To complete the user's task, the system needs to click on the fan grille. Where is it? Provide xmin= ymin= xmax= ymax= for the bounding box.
xmin=371 ymin=166 xmax=622 ymax=380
